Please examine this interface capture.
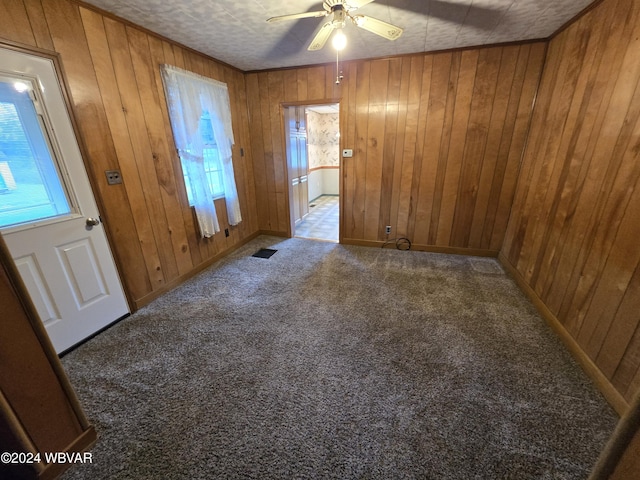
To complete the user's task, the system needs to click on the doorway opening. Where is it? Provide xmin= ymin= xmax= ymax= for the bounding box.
xmin=285 ymin=103 xmax=340 ymax=243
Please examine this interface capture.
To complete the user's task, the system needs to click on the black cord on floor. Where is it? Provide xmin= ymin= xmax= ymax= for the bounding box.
xmin=381 ymin=237 xmax=412 ymax=250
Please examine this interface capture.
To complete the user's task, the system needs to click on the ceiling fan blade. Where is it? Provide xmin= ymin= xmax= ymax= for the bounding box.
xmin=351 ymin=14 xmax=403 ymax=40
xmin=308 ymin=22 xmax=336 ymax=51
xmin=267 ymin=10 xmax=327 ymax=23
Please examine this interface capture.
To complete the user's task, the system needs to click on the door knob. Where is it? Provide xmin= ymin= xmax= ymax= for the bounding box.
xmin=86 ymin=217 xmax=100 ymax=227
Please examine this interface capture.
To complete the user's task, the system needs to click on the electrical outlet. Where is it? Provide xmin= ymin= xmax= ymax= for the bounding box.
xmin=385 ymin=226 xmax=391 ymax=234
xmin=105 ymin=170 xmax=122 ymax=185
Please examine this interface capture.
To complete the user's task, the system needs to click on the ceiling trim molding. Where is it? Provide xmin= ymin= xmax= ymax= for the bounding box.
xmin=245 ymin=37 xmax=549 ymax=75
xmin=548 ymin=0 xmax=606 ymax=41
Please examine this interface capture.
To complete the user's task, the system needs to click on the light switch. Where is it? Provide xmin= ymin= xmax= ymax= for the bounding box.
xmin=342 ymin=149 xmax=353 ymax=158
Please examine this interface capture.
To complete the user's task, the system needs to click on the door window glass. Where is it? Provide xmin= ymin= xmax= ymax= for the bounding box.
xmin=0 ymin=76 xmax=71 ymax=228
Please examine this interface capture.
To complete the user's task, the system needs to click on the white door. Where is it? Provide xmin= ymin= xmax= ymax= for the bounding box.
xmin=285 ymin=106 xmax=309 ymax=228
xmin=0 ymin=47 xmax=129 ymax=354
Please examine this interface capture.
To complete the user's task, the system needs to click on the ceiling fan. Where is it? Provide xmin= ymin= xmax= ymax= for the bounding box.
xmin=267 ymin=0 xmax=403 ymax=51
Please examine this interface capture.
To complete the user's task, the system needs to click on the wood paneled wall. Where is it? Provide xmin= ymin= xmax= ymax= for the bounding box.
xmin=246 ymin=43 xmax=546 ymax=253
xmin=0 ymin=0 xmax=258 ymax=308
xmin=501 ymin=0 xmax=640 ymax=411
xmin=245 ymin=66 xmax=341 ymax=235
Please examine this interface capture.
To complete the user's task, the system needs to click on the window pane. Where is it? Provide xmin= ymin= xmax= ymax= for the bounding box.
xmin=0 ymin=79 xmax=71 ymax=228
xmin=203 ymin=147 xmax=224 ymax=198
xmin=180 ymin=111 xmax=225 ymax=206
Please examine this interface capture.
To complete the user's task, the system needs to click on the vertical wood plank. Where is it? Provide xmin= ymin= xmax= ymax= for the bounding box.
xmin=470 ymin=46 xmax=516 ymax=248
xmin=405 ymin=55 xmax=431 ymax=242
xmin=597 ymin=260 xmax=640 ymax=380
xmin=492 ymin=43 xmax=546 ymax=253
xmin=342 ymin=61 xmax=358 ymax=239
xmin=436 ymin=50 xmax=478 ymax=245
xmin=451 ymin=47 xmax=501 ymax=247
xmin=387 ymin=56 xmax=410 ymax=238
xmin=0 ymin=0 xmax=36 ymax=46
xmin=428 ymin=52 xmax=460 ymax=245
xmin=350 ymin=60 xmax=371 ymax=240
xmin=397 ymin=56 xmax=425 ymax=239
xmin=363 ymin=59 xmax=389 ymax=240
xmin=259 ymin=72 xmax=278 ymax=231
xmin=246 ymin=73 xmax=270 ymax=231
xmin=413 ymin=53 xmax=451 ymax=245
xmin=23 ymin=0 xmax=54 ymax=50
xmin=307 ymin=65 xmax=325 ymax=100
xmin=379 ymin=57 xmax=402 ymax=237
xmin=267 ymin=71 xmax=288 ymax=233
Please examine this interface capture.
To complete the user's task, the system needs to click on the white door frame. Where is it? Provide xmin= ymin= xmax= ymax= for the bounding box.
xmin=283 ymin=101 xmax=341 ymax=241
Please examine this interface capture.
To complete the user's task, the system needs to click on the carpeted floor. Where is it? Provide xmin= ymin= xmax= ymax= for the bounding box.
xmin=60 ymin=236 xmax=617 ymax=479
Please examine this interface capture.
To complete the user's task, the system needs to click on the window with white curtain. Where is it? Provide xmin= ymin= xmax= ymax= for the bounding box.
xmin=160 ymin=65 xmax=241 ymax=238
xmin=184 ymin=112 xmax=224 ymax=201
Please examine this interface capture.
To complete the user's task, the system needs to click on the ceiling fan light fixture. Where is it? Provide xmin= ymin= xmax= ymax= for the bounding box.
xmin=269 ymin=0 xmax=403 ymax=51
xmin=332 ymin=30 xmax=347 ymax=51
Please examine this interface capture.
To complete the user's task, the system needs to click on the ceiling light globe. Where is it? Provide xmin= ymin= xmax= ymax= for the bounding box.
xmin=332 ymin=31 xmax=347 ymax=51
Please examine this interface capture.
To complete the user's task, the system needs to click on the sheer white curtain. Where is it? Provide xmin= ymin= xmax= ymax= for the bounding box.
xmin=161 ymin=64 xmax=242 ymax=238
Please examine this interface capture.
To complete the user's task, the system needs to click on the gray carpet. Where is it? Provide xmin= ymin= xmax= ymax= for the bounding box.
xmin=60 ymin=236 xmax=617 ymax=479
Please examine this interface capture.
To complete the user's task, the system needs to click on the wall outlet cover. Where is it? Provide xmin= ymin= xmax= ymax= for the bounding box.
xmin=105 ymin=170 xmax=122 ymax=185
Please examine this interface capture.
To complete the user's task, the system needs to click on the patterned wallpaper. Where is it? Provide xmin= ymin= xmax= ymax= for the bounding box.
xmin=307 ymin=111 xmax=339 ymax=169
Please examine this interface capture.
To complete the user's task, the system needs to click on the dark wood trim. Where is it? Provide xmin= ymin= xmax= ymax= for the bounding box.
xmin=281 ymin=98 xmax=342 ymax=108
xmin=548 ymin=0 xmax=607 ymax=41
xmin=342 ymin=238 xmax=499 ymax=257
xmin=589 ymin=390 xmax=640 ymax=479
xmin=0 ymin=390 xmax=45 ymax=476
xmin=39 ymin=427 xmax=97 ymax=480
xmin=257 ymin=230 xmax=289 ymax=238
xmin=245 ymin=39 xmax=549 ymax=74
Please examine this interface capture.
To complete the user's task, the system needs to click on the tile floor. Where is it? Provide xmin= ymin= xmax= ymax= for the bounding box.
xmin=294 ymin=195 xmax=339 ymax=242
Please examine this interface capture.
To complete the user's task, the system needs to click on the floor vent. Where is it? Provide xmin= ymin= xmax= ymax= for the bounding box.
xmin=252 ymin=248 xmax=278 ymax=259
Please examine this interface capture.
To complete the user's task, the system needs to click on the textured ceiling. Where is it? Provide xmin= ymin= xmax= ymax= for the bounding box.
xmin=81 ymin=0 xmax=594 ymax=71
